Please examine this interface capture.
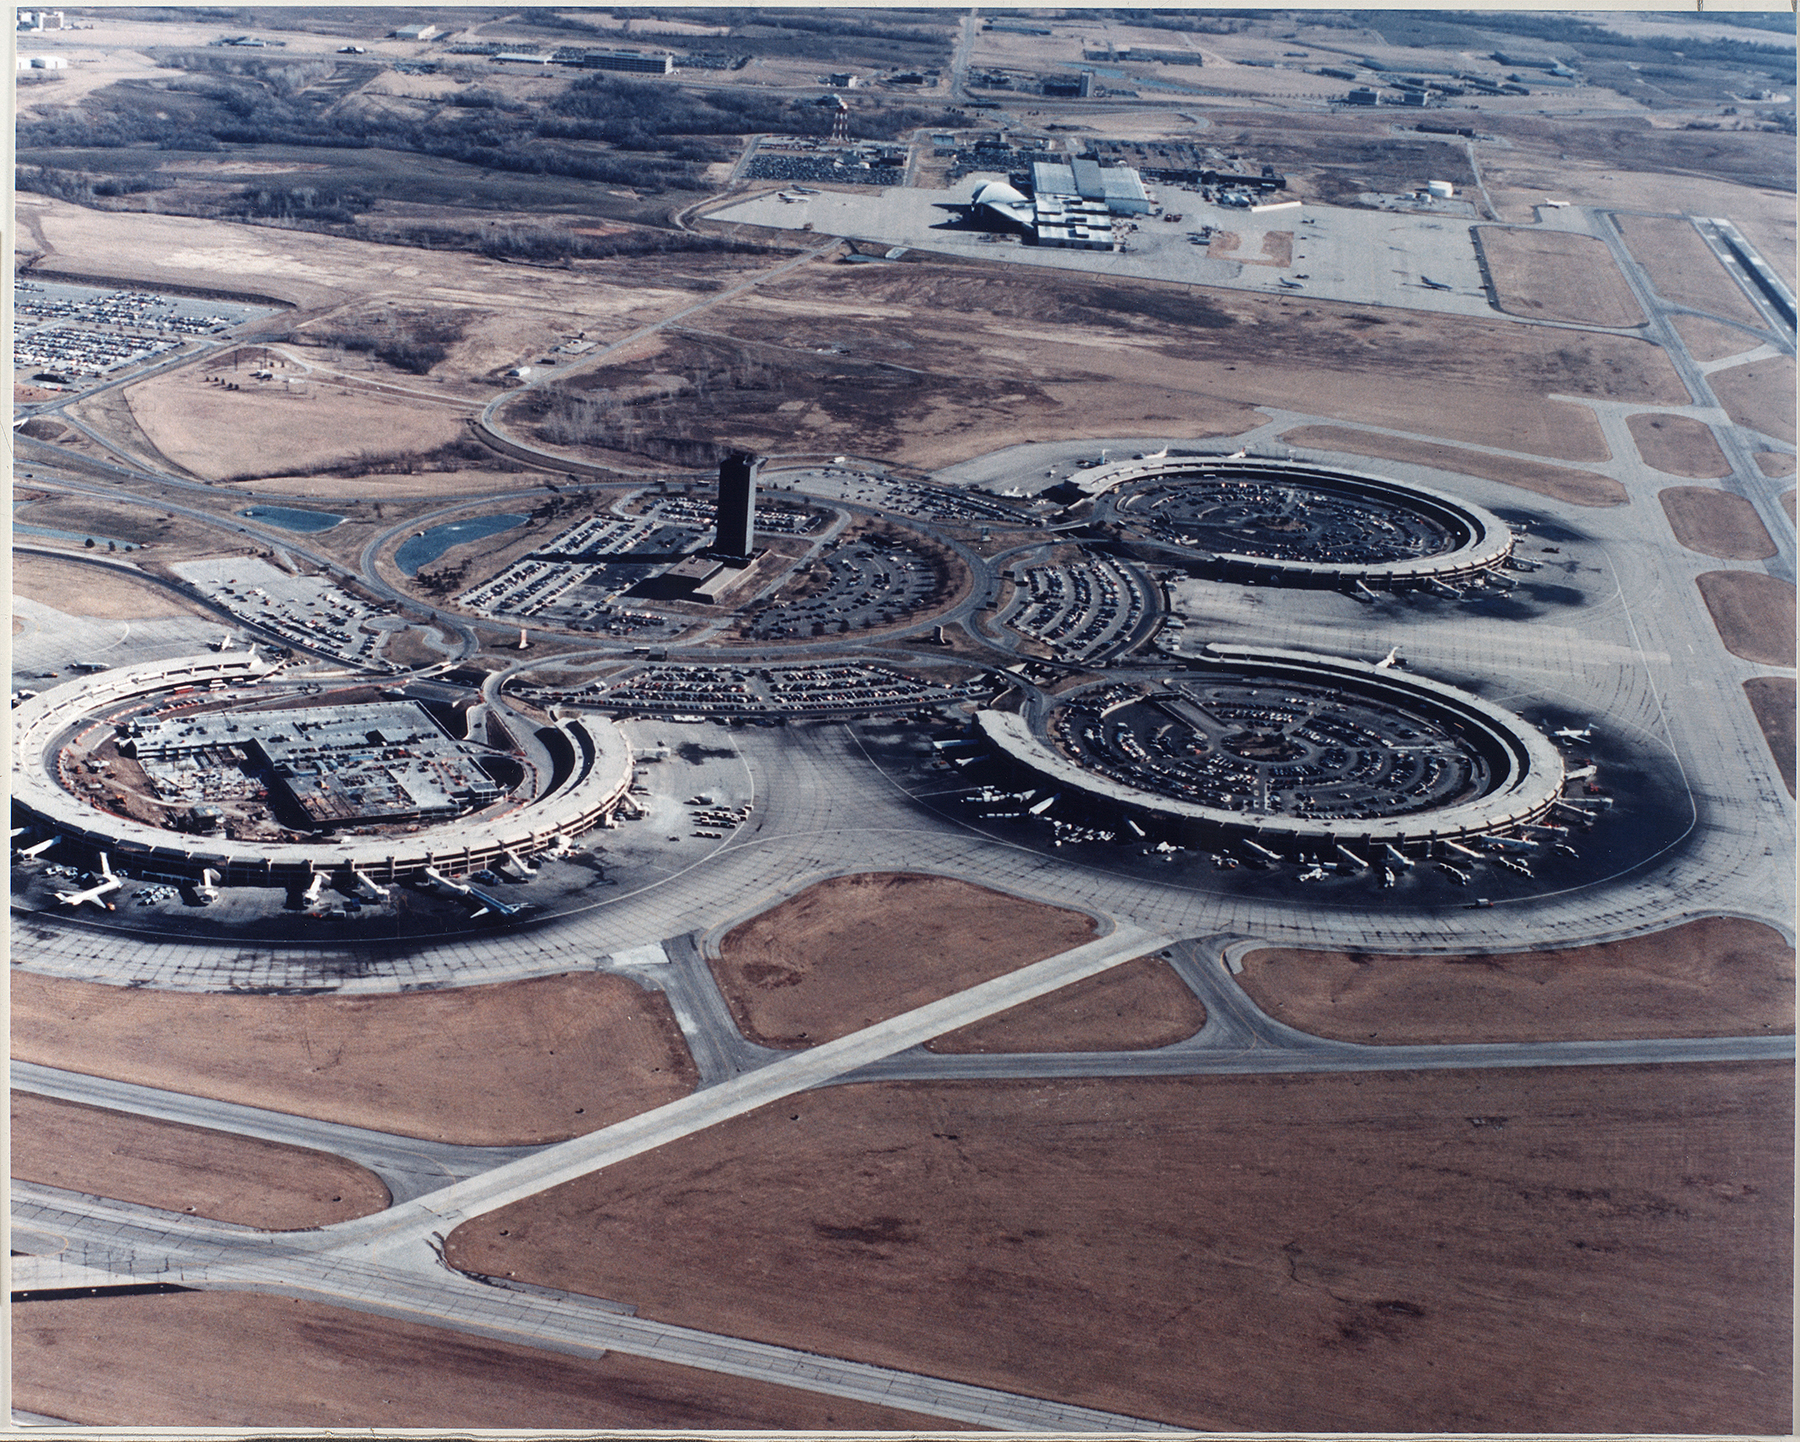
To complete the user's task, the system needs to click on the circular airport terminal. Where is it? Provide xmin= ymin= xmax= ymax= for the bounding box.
xmin=1077 ymin=457 xmax=1514 ymax=589
xmin=978 ymin=644 xmax=1565 ymax=857
xmin=10 ymin=653 xmax=634 ymax=899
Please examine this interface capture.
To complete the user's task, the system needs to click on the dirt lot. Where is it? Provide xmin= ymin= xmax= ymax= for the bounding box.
xmin=1658 ymin=486 xmax=1776 ymax=560
xmin=711 ymin=873 xmax=1097 ymax=1049
xmin=125 ymin=363 xmax=472 ymax=482
xmin=1695 ymin=570 xmax=1799 ymax=667
xmin=11 ymin=1292 xmax=963 ymax=1430
xmin=1235 ymin=918 xmax=1793 ymax=1044
xmin=1480 ymin=226 xmax=1644 ymax=328
xmin=1672 ymin=312 xmax=1765 ymax=365
xmin=1279 ymin=425 xmax=1626 ymax=506
xmin=444 ymin=1064 xmax=1793 ymax=1433
xmin=10 ymin=1095 xmax=389 ymax=1229
xmin=11 ymin=971 xmax=695 ymax=1146
xmin=520 ymin=258 xmax=1685 ymax=471
xmin=1761 ymin=453 xmax=1798 ymax=480
xmin=1614 ymin=213 xmax=1772 ymax=327
xmin=16 ymin=192 xmax=761 ymax=337
xmin=1744 ymin=677 xmax=1797 ymax=796
xmin=1630 ymin=414 xmax=1729 ymax=478
xmin=1709 ymin=354 xmax=1798 ymax=445
xmin=925 ymin=953 xmax=1206 ymax=1054
xmin=11 ymin=552 xmax=207 ymax=619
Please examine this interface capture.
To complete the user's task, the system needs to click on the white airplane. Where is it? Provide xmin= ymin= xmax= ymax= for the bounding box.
xmin=56 ymin=854 xmax=122 ymax=909
xmin=1298 ymin=863 xmax=1329 ymax=882
xmin=16 ymin=836 xmax=57 ymax=859
xmin=1375 ymin=646 xmax=1401 ymax=670
xmin=1554 ymin=725 xmax=1595 ymax=743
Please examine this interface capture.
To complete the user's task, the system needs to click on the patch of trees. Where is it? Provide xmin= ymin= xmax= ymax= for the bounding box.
xmin=1466 ymin=12 xmax=1797 ymax=78
xmin=533 ymin=383 xmax=754 ymax=467
xmin=305 ymin=309 xmax=467 ymax=376
xmin=1096 ymin=10 xmax=1259 ymax=35
xmin=228 ymin=183 xmax=374 ymax=224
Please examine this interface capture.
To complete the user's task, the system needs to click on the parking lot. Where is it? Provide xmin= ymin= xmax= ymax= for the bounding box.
xmin=170 ymin=557 xmax=397 ymax=670
xmin=14 ymin=280 xmax=277 ymax=386
xmin=998 ymin=548 xmax=1151 ymax=663
xmin=541 ymin=660 xmax=984 ymax=719
xmin=743 ymin=531 xmax=945 ymax=641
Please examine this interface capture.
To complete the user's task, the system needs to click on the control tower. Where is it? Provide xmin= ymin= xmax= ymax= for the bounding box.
xmin=715 ymin=451 xmax=759 ymax=560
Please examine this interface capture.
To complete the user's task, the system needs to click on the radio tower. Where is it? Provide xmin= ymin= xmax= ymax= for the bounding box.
xmin=830 ymin=95 xmax=850 ymax=145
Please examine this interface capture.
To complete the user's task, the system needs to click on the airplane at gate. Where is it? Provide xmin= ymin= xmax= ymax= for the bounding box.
xmin=56 ymin=854 xmax=122 ymax=908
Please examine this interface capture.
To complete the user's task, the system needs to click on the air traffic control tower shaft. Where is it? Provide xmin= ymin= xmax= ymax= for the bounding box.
xmin=716 ymin=450 xmax=759 ymax=560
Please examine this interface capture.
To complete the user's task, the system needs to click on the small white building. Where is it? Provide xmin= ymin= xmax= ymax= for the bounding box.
xmin=18 ymin=54 xmax=67 ymax=69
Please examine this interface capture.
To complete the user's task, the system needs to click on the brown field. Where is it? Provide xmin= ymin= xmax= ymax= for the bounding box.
xmin=1695 ymin=570 xmax=1798 ymax=667
xmin=1785 ymin=489 xmax=1799 ymax=523
xmin=237 ymin=467 xmax=550 ymax=500
xmin=1672 ymin=312 xmax=1765 ymax=364
xmin=12 ymin=1292 xmax=963 ymax=1430
xmin=1630 ymin=414 xmax=1729 ymax=478
xmin=1745 ymin=677 xmax=1797 ymax=797
xmin=11 ymin=971 xmax=695 ymax=1146
xmin=10 ymin=1095 xmax=389 ymax=1229
xmin=1279 ymin=425 xmax=1626 ymax=506
xmin=925 ymin=953 xmax=1207 ymax=1054
xmin=1235 ymin=917 xmax=1793 ymax=1044
xmin=11 ymin=552 xmax=206 ymax=619
xmin=1709 ymin=354 xmax=1798 ymax=445
xmin=1658 ymin=486 xmax=1776 ymax=560
xmin=528 ymin=256 xmax=1685 ymax=470
xmin=18 ymin=192 xmax=759 ymax=336
xmin=1614 ymin=213 xmax=1767 ymax=326
xmin=444 ymin=1065 xmax=1794 ymax=1434
xmin=1480 ymin=226 xmax=1644 ymax=328
xmin=711 ymin=873 xmax=1096 ymax=1049
xmin=1763 ymin=454 xmax=1798 ymax=480
xmin=125 ymin=365 xmax=472 ymax=482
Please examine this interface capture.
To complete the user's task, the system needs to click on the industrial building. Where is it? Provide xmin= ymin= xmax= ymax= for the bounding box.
xmin=577 ymin=50 xmax=675 ymax=74
xmin=1032 ymin=158 xmax=1150 ymax=215
xmin=967 ymin=157 xmax=1151 ymax=250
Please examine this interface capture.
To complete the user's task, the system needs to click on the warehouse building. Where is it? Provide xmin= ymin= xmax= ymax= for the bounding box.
xmin=577 ymin=49 xmax=676 ymax=74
